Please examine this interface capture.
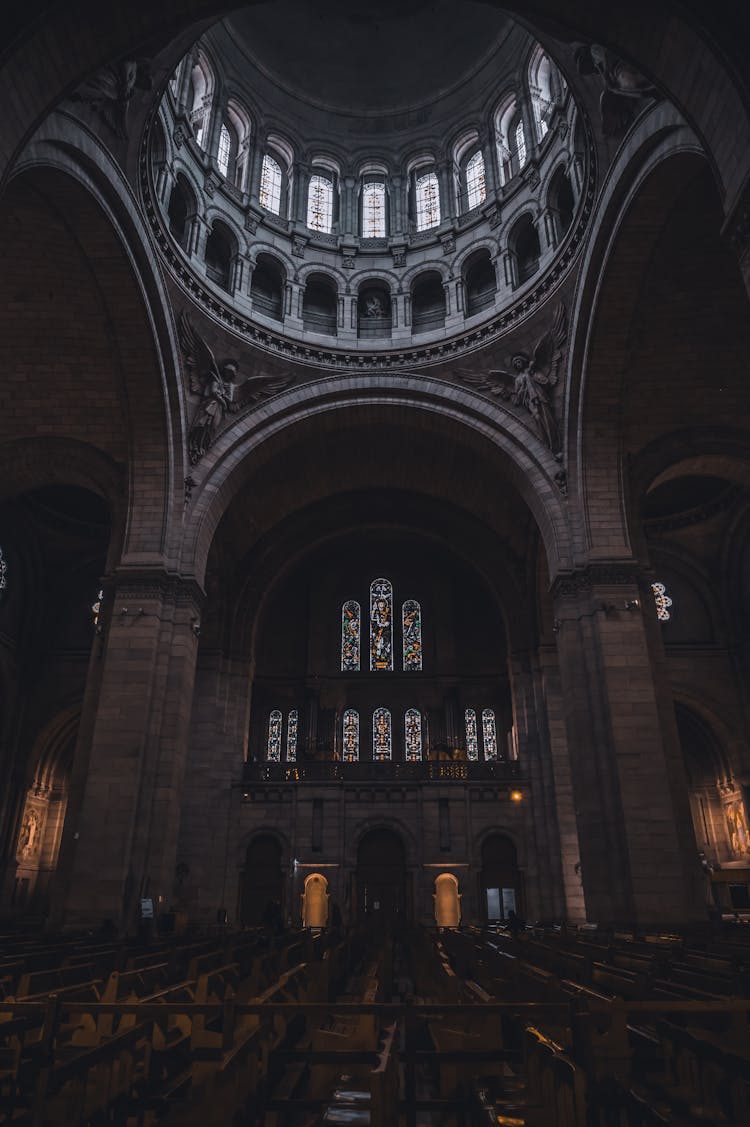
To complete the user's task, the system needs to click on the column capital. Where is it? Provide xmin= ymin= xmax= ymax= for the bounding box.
xmin=111 ymin=567 xmax=206 ymax=611
xmin=551 ymin=561 xmax=643 ymax=601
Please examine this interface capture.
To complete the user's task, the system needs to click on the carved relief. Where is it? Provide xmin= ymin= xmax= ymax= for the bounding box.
xmin=178 ymin=311 xmax=293 ymax=463
xmin=17 ymin=807 xmax=41 ymax=860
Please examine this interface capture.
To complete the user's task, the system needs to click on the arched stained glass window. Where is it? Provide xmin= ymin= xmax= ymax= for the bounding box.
xmin=405 ymin=708 xmax=423 ymax=761
xmin=515 ymin=120 xmax=527 ymax=169
xmin=402 ymin=600 xmax=422 ymax=671
xmin=362 ymin=181 xmax=386 ymax=238
xmin=370 ymin=578 xmax=393 ymax=671
xmin=307 ymin=174 xmax=334 ymax=233
xmin=260 ymin=154 xmax=282 ymax=214
xmin=652 ymin=581 xmax=673 ymax=622
xmin=217 ymin=123 xmax=231 ymax=177
xmin=415 ymin=172 xmax=440 ymax=231
xmin=267 ymin=709 xmax=282 ymax=762
xmin=482 ymin=708 xmax=498 ymax=760
xmin=465 ymin=150 xmax=487 ymax=210
xmin=465 ymin=708 xmax=479 ymax=761
xmin=342 ymin=708 xmax=359 ymax=762
xmin=286 ymin=709 xmax=298 ymax=761
xmin=341 ymin=600 xmax=361 ymax=671
xmin=373 ymin=707 xmax=392 ymax=761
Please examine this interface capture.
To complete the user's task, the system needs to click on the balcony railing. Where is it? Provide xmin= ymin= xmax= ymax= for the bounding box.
xmin=240 ymin=759 xmax=521 ymax=784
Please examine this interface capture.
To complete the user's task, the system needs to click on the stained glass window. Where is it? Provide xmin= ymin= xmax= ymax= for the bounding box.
xmin=217 ymin=123 xmax=231 ymax=177
xmin=260 ymin=154 xmax=282 ymax=214
xmin=92 ymin=588 xmax=103 ymax=627
xmin=341 ymin=600 xmax=361 ymax=671
xmin=286 ymin=708 xmax=298 ymax=761
xmin=405 ymin=708 xmax=423 ymax=761
xmin=370 ymin=578 xmax=393 ymax=670
xmin=362 ymin=181 xmax=386 ymax=238
xmin=482 ymin=708 xmax=498 ymax=760
xmin=415 ymin=172 xmax=440 ymax=231
xmin=373 ymin=707 xmax=392 ymax=761
xmin=267 ymin=709 xmax=282 ymax=762
xmin=465 ymin=708 xmax=479 ymax=761
xmin=342 ymin=708 xmax=359 ymax=762
xmin=652 ymin=582 xmax=673 ymax=623
xmin=307 ymin=174 xmax=334 ymax=233
xmin=402 ymin=600 xmax=422 ymax=671
xmin=465 ymin=151 xmax=487 ymax=211
xmin=193 ymin=117 xmax=206 ymax=150
xmin=515 ymin=120 xmax=527 ymax=169
xmin=0 ymin=546 xmax=8 ymax=593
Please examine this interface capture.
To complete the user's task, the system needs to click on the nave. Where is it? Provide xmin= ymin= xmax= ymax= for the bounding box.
xmin=1 ymin=918 xmax=750 ymax=1125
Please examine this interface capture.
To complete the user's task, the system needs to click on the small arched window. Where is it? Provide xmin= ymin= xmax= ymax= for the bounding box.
xmin=205 ymin=221 xmax=233 ymax=291
xmin=362 ymin=180 xmax=387 ymax=238
xmin=482 ymin=708 xmax=498 ymax=760
xmin=259 ymin=153 xmax=283 ymax=214
xmin=465 ymin=708 xmax=479 ymax=761
xmin=415 ymin=171 xmax=441 ymax=231
xmin=373 ymin=707 xmax=392 ymax=761
xmin=405 ymin=709 xmax=423 ymax=762
xmin=370 ymin=578 xmax=393 ymax=670
xmin=267 ymin=710 xmax=282 ymax=762
xmin=286 ymin=709 xmax=298 ymax=762
xmin=341 ymin=600 xmax=361 ymax=671
xmin=307 ymin=174 xmax=334 ymax=233
xmin=465 ymin=151 xmax=487 ymax=211
xmin=402 ymin=600 xmax=422 ymax=670
xmin=343 ymin=709 xmax=360 ymax=762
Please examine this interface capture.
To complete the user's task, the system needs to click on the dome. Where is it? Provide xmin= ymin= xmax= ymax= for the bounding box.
xmin=146 ymin=4 xmax=590 ymax=363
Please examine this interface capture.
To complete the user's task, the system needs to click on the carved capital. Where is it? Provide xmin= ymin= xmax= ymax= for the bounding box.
xmin=551 ymin=562 xmax=643 ymax=600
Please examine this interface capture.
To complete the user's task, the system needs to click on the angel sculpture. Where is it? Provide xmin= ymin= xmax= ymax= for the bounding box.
xmin=178 ymin=311 xmax=293 ymax=464
xmin=458 ymin=304 xmax=567 ymax=457
xmin=575 ymin=44 xmax=656 ymax=138
xmin=71 ymin=60 xmax=151 ymax=140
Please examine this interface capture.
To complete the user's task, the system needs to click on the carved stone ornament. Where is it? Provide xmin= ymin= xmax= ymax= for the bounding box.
xmin=440 ymin=233 xmax=456 ymax=255
xmin=342 ymin=255 xmax=356 ymax=270
xmin=204 ymin=171 xmax=220 ymax=198
xmin=173 ymin=123 xmax=188 ymax=149
xmin=575 ymin=43 xmax=657 ymax=138
xmin=291 ymin=235 xmax=306 ymax=259
xmin=71 ymin=59 xmax=152 ymax=140
xmin=456 ymin=304 xmax=567 ymax=456
xmin=178 ymin=311 xmax=293 ymax=464
xmin=244 ymin=213 xmax=259 ymax=234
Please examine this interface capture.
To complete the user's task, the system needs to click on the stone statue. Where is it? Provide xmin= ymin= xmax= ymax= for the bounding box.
xmin=575 ymin=44 xmax=657 ymax=137
xmin=71 ymin=60 xmax=152 ymax=140
xmin=178 ymin=311 xmax=293 ymax=464
xmin=457 ymin=304 xmax=568 ymax=457
xmin=364 ymin=294 xmax=385 ymax=318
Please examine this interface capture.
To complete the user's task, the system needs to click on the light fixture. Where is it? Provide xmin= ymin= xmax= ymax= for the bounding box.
xmin=510 ymin=789 xmax=523 ymax=803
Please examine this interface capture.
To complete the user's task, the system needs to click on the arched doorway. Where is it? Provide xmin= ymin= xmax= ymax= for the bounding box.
xmin=238 ymin=834 xmax=284 ymax=925
xmin=302 ymin=872 xmax=329 ymax=928
xmin=356 ymin=827 xmax=407 ymax=923
xmin=480 ymin=833 xmax=521 ymax=921
xmin=434 ymin=873 xmax=461 ymax=928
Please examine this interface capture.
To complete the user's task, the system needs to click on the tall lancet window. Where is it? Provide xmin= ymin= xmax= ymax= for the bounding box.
xmin=465 ymin=150 xmax=487 ymax=210
xmin=267 ymin=710 xmax=282 ymax=762
xmin=286 ymin=709 xmax=298 ymax=762
xmin=341 ymin=600 xmax=361 ymax=671
xmin=362 ymin=181 xmax=386 ymax=238
xmin=465 ymin=708 xmax=479 ymax=761
xmin=307 ymin=174 xmax=334 ymax=233
xmin=370 ymin=578 xmax=393 ymax=670
xmin=515 ymin=119 xmax=527 ymax=169
xmin=373 ymin=707 xmax=392 ymax=761
xmin=402 ymin=600 xmax=422 ymax=670
xmin=217 ymin=123 xmax=232 ymax=177
xmin=415 ymin=172 xmax=440 ymax=231
xmin=342 ymin=708 xmax=360 ymax=762
xmin=405 ymin=709 xmax=423 ymax=762
xmin=259 ymin=154 xmax=282 ymax=214
xmin=482 ymin=708 xmax=498 ymax=760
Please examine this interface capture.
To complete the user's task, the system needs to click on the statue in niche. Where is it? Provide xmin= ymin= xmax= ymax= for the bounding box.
xmin=17 ymin=808 xmax=40 ymax=859
xmin=71 ymin=60 xmax=152 ymax=139
xmin=364 ymin=293 xmax=386 ymax=318
xmin=179 ymin=312 xmax=293 ymax=464
xmin=458 ymin=304 xmax=567 ymax=457
xmin=575 ymin=44 xmax=657 ymax=137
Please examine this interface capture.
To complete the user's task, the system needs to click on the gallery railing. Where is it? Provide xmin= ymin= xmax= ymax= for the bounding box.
xmin=239 ymin=759 xmax=522 ymax=784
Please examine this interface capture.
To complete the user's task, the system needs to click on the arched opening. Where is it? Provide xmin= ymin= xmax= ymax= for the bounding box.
xmin=509 ymin=214 xmax=540 ymax=285
xmin=464 ymin=249 xmax=496 ymax=316
xmin=302 ymin=272 xmax=338 ymax=336
xmin=251 ymin=254 xmax=285 ymax=321
xmin=480 ymin=833 xmax=521 ymax=921
xmin=356 ymin=827 xmax=407 ymax=923
xmin=302 ymin=872 xmax=329 ymax=928
xmin=167 ymin=175 xmax=196 ymax=250
xmin=204 ymin=220 xmax=234 ymax=291
xmin=238 ymin=834 xmax=284 ymax=926
xmin=434 ymin=872 xmax=461 ymax=928
xmin=411 ymin=271 xmax=445 ymax=333
xmin=357 ymin=282 xmax=391 ymax=338
xmin=547 ymin=166 xmax=575 ymax=243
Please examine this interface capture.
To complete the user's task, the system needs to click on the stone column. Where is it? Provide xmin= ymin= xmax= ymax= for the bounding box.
xmin=205 ymin=90 xmax=226 ymax=169
xmin=341 ymin=176 xmax=357 ymax=238
xmin=438 ymin=160 xmax=455 ymax=223
xmin=248 ymin=135 xmax=266 ymax=204
xmin=551 ymin=564 xmax=703 ymax=927
xmin=390 ymin=174 xmax=404 ymax=238
xmin=294 ymin=162 xmax=310 ymax=227
xmin=54 ymin=569 xmax=203 ymax=929
xmin=175 ymin=49 xmax=197 ymax=116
